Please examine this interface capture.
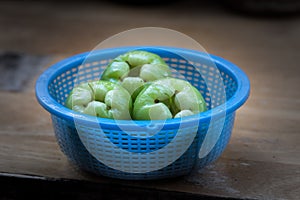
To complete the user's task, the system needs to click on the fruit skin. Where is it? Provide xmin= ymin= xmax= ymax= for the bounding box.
xmin=133 ymin=78 xmax=207 ymax=120
xmin=101 ymin=50 xmax=171 ymax=98
xmin=65 ymin=80 xmax=132 ymax=120
xmin=133 ymin=84 xmax=174 ymax=120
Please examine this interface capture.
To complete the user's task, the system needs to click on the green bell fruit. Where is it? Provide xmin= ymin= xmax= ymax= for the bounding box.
xmin=65 ymin=80 xmax=132 ymax=120
xmin=101 ymin=50 xmax=171 ymax=98
xmin=121 ymin=77 xmax=144 ymax=100
xmin=133 ymin=78 xmax=207 ymax=120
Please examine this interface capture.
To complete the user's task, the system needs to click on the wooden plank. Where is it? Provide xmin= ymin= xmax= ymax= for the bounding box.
xmin=1 ymin=129 xmax=299 ymax=199
xmin=0 ymin=174 xmax=238 ymax=200
xmin=0 ymin=51 xmax=51 ymax=91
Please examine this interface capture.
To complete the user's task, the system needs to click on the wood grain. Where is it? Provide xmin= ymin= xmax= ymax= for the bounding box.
xmin=0 ymin=1 xmax=299 ymax=199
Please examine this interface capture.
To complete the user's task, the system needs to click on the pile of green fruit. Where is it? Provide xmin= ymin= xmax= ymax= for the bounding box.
xmin=66 ymin=50 xmax=207 ymax=120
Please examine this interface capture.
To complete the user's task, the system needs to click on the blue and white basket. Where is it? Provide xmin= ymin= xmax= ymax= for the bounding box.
xmin=35 ymin=47 xmax=250 ymax=180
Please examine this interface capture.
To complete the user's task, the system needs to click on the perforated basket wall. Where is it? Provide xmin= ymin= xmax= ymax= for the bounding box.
xmin=36 ymin=47 xmax=250 ymax=180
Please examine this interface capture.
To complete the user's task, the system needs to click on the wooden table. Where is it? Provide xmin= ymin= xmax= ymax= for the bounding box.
xmin=0 ymin=1 xmax=299 ymax=199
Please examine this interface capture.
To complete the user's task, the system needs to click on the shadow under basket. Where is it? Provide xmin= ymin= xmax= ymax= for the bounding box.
xmin=35 ymin=46 xmax=250 ymax=180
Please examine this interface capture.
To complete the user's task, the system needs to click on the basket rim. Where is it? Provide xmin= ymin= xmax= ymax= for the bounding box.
xmin=35 ymin=46 xmax=250 ymax=128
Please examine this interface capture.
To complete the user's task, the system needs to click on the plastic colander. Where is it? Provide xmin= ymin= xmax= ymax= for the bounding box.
xmin=35 ymin=46 xmax=250 ymax=180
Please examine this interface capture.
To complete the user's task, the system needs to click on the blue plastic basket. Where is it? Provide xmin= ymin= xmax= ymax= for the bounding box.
xmin=35 ymin=46 xmax=250 ymax=180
